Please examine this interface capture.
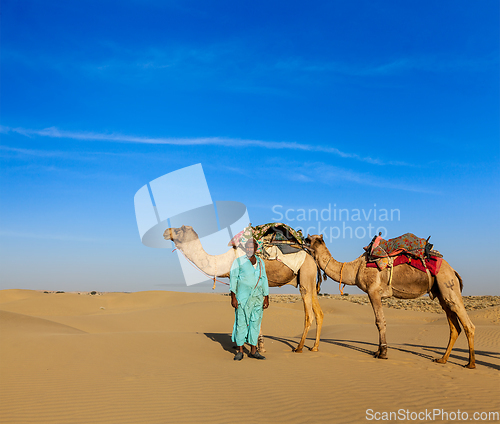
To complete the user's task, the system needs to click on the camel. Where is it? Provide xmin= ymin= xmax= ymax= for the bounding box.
xmin=305 ymin=234 xmax=475 ymax=368
xmin=163 ymin=225 xmax=324 ymax=353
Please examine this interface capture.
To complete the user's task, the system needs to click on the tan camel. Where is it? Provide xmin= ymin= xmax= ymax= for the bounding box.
xmin=305 ymin=234 xmax=475 ymax=368
xmin=163 ymin=225 xmax=324 ymax=353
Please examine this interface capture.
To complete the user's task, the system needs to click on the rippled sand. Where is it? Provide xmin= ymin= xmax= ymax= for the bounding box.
xmin=1 ymin=289 xmax=498 ymax=423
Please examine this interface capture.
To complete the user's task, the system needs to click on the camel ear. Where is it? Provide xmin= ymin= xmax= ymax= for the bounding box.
xmin=320 ymin=234 xmax=323 ymax=240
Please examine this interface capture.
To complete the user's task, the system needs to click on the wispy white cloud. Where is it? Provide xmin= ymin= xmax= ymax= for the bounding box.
xmin=0 ymin=143 xmax=145 ymax=161
xmin=43 ymin=41 xmax=500 ymax=76
xmin=304 ymin=162 xmax=437 ymax=193
xmin=250 ymin=160 xmax=438 ymax=194
xmin=1 ymin=125 xmax=410 ymax=166
xmin=4 ymin=41 xmax=496 ymax=98
xmin=271 ymin=54 xmax=498 ymax=77
xmin=0 ymin=145 xmax=75 ymax=158
xmin=0 ymin=230 xmax=111 ymax=243
xmin=212 ymin=159 xmax=436 ymax=193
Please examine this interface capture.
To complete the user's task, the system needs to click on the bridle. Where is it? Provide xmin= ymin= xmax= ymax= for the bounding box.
xmin=305 ymin=238 xmax=345 ymax=294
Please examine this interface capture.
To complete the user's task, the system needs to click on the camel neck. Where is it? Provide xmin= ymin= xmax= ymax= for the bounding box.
xmin=318 ymin=249 xmax=358 ymax=286
xmin=175 ymin=235 xmax=242 ymax=277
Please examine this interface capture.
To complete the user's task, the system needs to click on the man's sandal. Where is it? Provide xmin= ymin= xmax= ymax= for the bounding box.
xmin=249 ymin=351 xmax=266 ymax=360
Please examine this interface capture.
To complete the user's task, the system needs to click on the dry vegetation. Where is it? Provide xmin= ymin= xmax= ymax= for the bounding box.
xmin=260 ymin=294 xmax=500 ymax=313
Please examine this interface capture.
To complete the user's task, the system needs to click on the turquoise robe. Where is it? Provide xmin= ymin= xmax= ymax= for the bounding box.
xmin=230 ymin=255 xmax=269 ymax=346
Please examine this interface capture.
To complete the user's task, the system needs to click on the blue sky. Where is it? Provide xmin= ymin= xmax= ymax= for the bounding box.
xmin=1 ymin=0 xmax=499 ymax=294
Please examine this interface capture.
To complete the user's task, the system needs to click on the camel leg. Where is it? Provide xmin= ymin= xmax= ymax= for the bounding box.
xmin=439 ymin=299 xmax=475 ymax=368
xmin=436 ymin=274 xmax=476 ymax=369
xmin=458 ymin=311 xmax=476 ymax=369
xmin=447 ymin=301 xmax=475 ymax=368
xmin=309 ymin=291 xmax=324 ymax=352
xmin=294 ymin=284 xmax=314 ymax=353
xmin=434 ymin=294 xmax=461 ymax=365
xmin=367 ymin=289 xmax=388 ymax=359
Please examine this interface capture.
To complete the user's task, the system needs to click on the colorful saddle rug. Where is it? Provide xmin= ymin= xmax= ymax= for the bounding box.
xmin=364 ymin=232 xmax=443 ymax=274
xmin=366 ymin=255 xmax=443 ymax=276
xmin=228 ymin=223 xmax=304 ymax=252
xmin=365 ymin=233 xmax=428 ymax=260
xmin=252 ymin=222 xmax=304 ymax=244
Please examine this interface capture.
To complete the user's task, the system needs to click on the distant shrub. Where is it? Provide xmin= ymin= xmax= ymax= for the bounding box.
xmin=90 ymin=291 xmax=97 ymax=295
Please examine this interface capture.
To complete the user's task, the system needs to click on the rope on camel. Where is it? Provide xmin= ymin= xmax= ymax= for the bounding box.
xmin=172 ymin=248 xmax=229 ymax=287
xmin=339 ymin=262 xmax=346 ymax=295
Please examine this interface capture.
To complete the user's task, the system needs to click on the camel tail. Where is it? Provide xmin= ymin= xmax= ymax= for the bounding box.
xmin=455 ymin=271 xmax=464 ymax=293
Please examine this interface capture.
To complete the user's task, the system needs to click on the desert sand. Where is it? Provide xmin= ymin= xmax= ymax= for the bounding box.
xmin=1 ymin=289 xmax=499 ymax=424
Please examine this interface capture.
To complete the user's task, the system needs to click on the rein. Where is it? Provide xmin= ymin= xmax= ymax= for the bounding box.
xmin=339 ymin=262 xmax=346 ymax=295
xmin=322 ymin=255 xmax=346 ymax=295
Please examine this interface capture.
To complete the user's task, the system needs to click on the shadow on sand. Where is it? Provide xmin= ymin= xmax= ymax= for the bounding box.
xmin=401 ymin=342 xmax=500 ymax=371
xmin=204 ymin=333 xmax=499 ymax=370
xmin=204 ymin=332 xmax=253 ymax=354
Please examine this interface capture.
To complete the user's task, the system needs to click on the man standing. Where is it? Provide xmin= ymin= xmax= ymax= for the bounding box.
xmin=230 ymin=238 xmax=269 ymax=361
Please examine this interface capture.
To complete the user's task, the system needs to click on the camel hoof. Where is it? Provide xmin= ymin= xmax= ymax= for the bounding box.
xmin=434 ymin=358 xmax=447 ymax=364
xmin=293 ymin=348 xmax=303 ymax=353
xmin=309 ymin=347 xmax=319 ymax=352
xmin=258 ymin=348 xmax=266 ymax=353
xmin=464 ymin=363 xmax=476 ymax=369
xmin=374 ymin=351 xmax=388 ymax=359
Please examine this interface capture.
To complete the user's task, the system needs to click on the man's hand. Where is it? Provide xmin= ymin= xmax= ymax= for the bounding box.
xmin=230 ymin=292 xmax=238 ymax=309
xmin=263 ymin=295 xmax=269 ymax=310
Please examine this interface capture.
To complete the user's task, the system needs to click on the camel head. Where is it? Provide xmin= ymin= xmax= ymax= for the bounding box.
xmin=305 ymin=234 xmax=326 ymax=259
xmin=163 ymin=225 xmax=200 ymax=245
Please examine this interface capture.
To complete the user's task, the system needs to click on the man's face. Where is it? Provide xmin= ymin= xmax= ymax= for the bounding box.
xmin=245 ymin=240 xmax=257 ymax=257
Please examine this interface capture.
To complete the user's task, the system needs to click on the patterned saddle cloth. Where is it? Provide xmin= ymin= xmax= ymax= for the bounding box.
xmin=252 ymin=222 xmax=304 ymax=245
xmin=228 ymin=223 xmax=304 ymax=253
xmin=366 ymin=255 xmax=443 ymax=276
xmin=365 ymin=233 xmax=428 ymax=259
xmin=228 ymin=223 xmax=306 ymax=274
xmin=364 ymin=232 xmax=443 ymax=274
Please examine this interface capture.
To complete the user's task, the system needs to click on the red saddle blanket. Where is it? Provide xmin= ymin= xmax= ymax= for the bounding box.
xmin=367 ymin=233 xmax=428 ymax=260
xmin=366 ymin=255 xmax=443 ymax=276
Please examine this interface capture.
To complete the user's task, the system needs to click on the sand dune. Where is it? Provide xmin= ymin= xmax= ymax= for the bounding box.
xmin=1 ymin=289 xmax=498 ymax=423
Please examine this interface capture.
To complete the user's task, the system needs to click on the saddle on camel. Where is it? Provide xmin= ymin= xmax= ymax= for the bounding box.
xmin=364 ymin=232 xmax=444 ymax=286
xmin=228 ymin=223 xmax=307 ymax=277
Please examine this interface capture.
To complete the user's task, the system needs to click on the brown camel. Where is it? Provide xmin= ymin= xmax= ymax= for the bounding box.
xmin=163 ymin=225 xmax=324 ymax=353
xmin=305 ymin=234 xmax=475 ymax=368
